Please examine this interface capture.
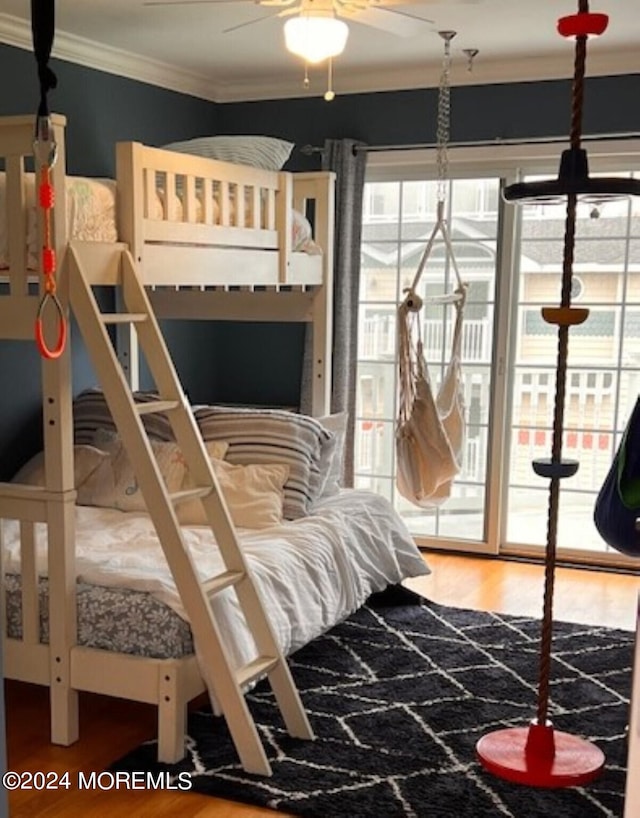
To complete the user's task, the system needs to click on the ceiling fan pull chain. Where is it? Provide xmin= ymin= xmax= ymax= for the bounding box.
xmin=436 ymin=30 xmax=455 ymax=205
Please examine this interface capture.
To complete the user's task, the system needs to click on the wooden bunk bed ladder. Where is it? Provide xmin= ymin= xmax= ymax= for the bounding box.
xmin=65 ymin=243 xmax=314 ymax=776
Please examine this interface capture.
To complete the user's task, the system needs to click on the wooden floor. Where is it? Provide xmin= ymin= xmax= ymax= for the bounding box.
xmin=5 ymin=550 xmax=640 ymax=818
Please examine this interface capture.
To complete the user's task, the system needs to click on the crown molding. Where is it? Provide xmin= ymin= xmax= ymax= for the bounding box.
xmin=0 ymin=13 xmax=218 ymax=102
xmin=213 ymin=48 xmax=640 ymax=103
xmin=1 ymin=12 xmax=637 ymax=105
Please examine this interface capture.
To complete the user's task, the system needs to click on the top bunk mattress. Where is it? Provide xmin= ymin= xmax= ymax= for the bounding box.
xmin=0 ymin=172 xmax=320 ymax=273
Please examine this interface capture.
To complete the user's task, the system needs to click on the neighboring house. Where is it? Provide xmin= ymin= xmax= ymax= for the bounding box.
xmin=357 ymin=177 xmax=640 ymax=557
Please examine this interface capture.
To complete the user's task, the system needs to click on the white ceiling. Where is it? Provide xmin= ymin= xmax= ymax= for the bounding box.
xmin=0 ymin=0 xmax=638 ymax=103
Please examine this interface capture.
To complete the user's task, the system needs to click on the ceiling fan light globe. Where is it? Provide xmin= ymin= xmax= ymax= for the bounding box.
xmin=284 ymin=15 xmax=349 ymax=64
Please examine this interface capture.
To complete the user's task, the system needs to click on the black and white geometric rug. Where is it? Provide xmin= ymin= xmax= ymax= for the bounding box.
xmin=112 ymin=587 xmax=634 ymax=817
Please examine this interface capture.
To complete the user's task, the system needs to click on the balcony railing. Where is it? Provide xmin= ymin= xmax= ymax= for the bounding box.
xmin=360 ymin=316 xmax=491 ymax=362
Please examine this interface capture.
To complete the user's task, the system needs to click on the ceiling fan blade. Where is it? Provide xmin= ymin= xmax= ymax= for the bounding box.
xmin=277 ymin=6 xmax=304 ymax=17
xmin=258 ymin=0 xmax=300 ymax=6
xmin=342 ymin=5 xmax=432 ymax=37
xmin=143 ymin=0 xmax=245 ymax=6
xmin=364 ymin=0 xmax=480 ymax=5
xmin=222 ymin=8 xmax=284 ymax=32
xmin=374 ymin=6 xmax=434 ymax=25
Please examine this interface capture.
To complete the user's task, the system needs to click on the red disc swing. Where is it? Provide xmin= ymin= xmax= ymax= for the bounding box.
xmin=476 ymin=0 xmax=640 ymax=788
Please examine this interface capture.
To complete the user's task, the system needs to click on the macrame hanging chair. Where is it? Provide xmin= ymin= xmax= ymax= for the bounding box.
xmin=396 ymin=31 xmax=468 ymax=508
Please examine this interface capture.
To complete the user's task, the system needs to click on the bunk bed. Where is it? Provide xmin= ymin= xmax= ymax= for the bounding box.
xmin=0 ymin=113 xmax=429 ymax=769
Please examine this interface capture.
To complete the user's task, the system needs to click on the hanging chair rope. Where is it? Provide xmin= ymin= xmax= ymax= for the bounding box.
xmin=436 ymin=31 xmax=452 ymax=206
xmin=395 ymin=32 xmax=468 ymax=508
xmin=404 ymin=32 xmax=466 ymax=310
xmin=31 ymin=0 xmax=66 ymax=360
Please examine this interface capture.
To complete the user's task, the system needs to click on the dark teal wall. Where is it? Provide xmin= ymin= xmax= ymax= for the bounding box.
xmin=0 ymin=39 xmax=638 ymax=477
xmin=0 ymin=44 xmax=221 ymax=479
xmin=217 ymin=75 xmax=640 ymax=167
xmin=212 ymin=73 xmax=640 ymax=410
xmin=0 ymin=45 xmax=218 ymax=175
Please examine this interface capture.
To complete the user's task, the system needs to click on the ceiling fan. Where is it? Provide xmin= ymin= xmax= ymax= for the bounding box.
xmin=144 ymin=0 xmax=479 ymax=100
xmin=142 ymin=0 xmax=453 ymax=44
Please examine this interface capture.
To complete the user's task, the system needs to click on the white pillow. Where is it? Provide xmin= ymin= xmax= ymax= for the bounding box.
xmin=162 ymin=135 xmax=294 ymax=171
xmin=317 ymin=412 xmax=348 ymax=498
xmin=291 ymin=209 xmax=322 ymax=254
xmin=194 ymin=405 xmax=333 ymax=520
xmin=12 ymin=445 xmax=109 ymax=489
xmin=77 ymin=437 xmax=187 ymax=512
xmin=177 ymin=460 xmax=289 ymax=530
xmin=175 ymin=438 xmax=230 ymax=507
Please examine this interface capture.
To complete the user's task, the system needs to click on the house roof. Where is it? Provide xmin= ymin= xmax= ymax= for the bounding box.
xmin=362 ymin=212 xmax=640 ymax=270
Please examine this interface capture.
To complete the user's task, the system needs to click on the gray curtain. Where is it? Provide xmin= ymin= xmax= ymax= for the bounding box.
xmin=302 ymin=138 xmax=367 ymax=486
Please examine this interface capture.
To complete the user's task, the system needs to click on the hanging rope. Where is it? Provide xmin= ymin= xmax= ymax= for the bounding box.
xmin=436 ymin=31 xmax=453 ymax=205
xmin=395 ymin=32 xmax=468 ymax=508
xmin=476 ymin=0 xmax=621 ymax=787
xmin=31 ymin=0 xmax=57 ymax=120
xmin=32 ymin=0 xmax=66 ymax=360
xmin=403 ymin=31 xmax=465 ymax=311
xmin=535 ymin=0 xmax=593 ymax=732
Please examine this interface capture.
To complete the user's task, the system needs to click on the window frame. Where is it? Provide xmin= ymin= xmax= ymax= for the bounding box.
xmin=362 ymin=138 xmax=640 ymax=569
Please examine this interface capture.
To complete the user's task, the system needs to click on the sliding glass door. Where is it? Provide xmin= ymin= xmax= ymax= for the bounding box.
xmin=506 ymin=178 xmax=640 ymax=563
xmin=357 ymin=175 xmax=501 ymax=551
xmin=356 ymin=144 xmax=640 ymax=567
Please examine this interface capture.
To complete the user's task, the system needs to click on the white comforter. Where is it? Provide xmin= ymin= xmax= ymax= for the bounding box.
xmin=2 ymin=489 xmax=428 ymax=669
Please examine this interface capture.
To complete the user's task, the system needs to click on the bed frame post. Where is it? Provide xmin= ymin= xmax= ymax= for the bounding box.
xmin=157 ymin=665 xmax=188 ymax=763
xmin=277 ymin=172 xmax=293 ymax=285
xmin=115 ymin=142 xmax=144 ymax=389
xmin=39 ymin=116 xmax=80 ymax=746
xmin=299 ymin=172 xmax=335 ymax=417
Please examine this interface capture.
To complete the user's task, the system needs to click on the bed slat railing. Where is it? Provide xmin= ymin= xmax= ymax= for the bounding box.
xmin=117 ymin=142 xmax=285 ymax=259
xmin=20 ymin=521 xmax=39 ymax=645
xmin=219 ymin=179 xmax=231 ymax=226
xmin=0 ymin=483 xmax=60 ymax=522
xmin=0 ymin=114 xmax=68 ymax=337
xmin=5 ymin=155 xmax=28 ymax=296
xmin=0 ymin=115 xmax=69 ymax=277
xmin=202 ymin=177 xmax=214 ymax=224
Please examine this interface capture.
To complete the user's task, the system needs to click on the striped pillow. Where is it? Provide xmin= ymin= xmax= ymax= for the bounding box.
xmin=194 ymin=406 xmax=333 ymax=520
xmin=162 ymin=135 xmax=294 ymax=171
xmin=73 ymin=388 xmax=174 ymax=444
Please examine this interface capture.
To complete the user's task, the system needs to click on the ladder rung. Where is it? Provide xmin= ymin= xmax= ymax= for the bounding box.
xmin=100 ymin=312 xmax=148 ymax=324
xmin=202 ymin=570 xmax=245 ymax=596
xmin=68 ymin=251 xmax=315 ymax=774
xmin=136 ymin=400 xmax=180 ymax=415
xmin=236 ymin=656 xmax=279 ymax=688
xmin=169 ymin=486 xmax=212 ymax=505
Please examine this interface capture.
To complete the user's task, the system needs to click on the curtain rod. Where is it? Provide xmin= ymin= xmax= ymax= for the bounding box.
xmin=300 ymin=132 xmax=640 ymax=155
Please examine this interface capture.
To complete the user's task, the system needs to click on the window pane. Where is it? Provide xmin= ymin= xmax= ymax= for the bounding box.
xmin=358 ymin=176 xmax=499 ymax=543
xmin=359 ymin=157 xmax=640 ymax=566
xmin=506 ymin=170 xmax=640 ymax=558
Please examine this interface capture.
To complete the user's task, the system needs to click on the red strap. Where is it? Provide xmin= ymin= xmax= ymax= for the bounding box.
xmin=35 ymin=293 xmax=67 ymax=360
xmin=34 ymin=151 xmax=67 ymax=359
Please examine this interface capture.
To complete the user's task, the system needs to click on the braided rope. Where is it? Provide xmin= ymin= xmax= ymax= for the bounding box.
xmin=536 ymin=2 xmax=588 ymax=727
xmin=436 ymin=33 xmax=454 ymax=202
